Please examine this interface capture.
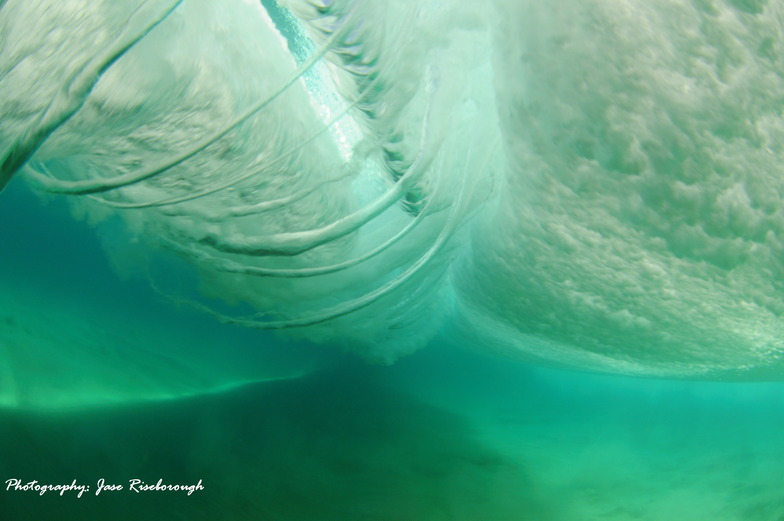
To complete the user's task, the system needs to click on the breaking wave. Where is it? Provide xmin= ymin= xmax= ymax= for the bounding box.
xmin=3 ymin=0 xmax=784 ymax=379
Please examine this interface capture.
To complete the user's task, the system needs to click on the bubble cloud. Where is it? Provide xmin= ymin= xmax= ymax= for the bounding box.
xmin=2 ymin=0 xmax=784 ymax=378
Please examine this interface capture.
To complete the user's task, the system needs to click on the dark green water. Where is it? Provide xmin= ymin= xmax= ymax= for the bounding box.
xmin=2 ymin=182 xmax=784 ymax=521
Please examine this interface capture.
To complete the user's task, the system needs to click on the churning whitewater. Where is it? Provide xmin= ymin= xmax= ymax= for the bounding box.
xmin=2 ymin=0 xmax=784 ymax=379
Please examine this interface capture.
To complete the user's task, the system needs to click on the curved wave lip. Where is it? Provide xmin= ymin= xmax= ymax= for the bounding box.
xmin=2 ymin=0 xmax=784 ymax=380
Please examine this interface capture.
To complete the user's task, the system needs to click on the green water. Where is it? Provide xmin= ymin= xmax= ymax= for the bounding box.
xmin=3 ymin=344 xmax=784 ymax=520
xmin=2 ymin=183 xmax=784 ymax=520
xmin=4 ymin=1 xmax=784 ymax=519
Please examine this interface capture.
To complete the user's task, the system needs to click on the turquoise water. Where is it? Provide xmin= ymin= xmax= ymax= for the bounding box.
xmin=3 ymin=181 xmax=784 ymax=520
xmin=4 ymin=1 xmax=784 ymax=519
